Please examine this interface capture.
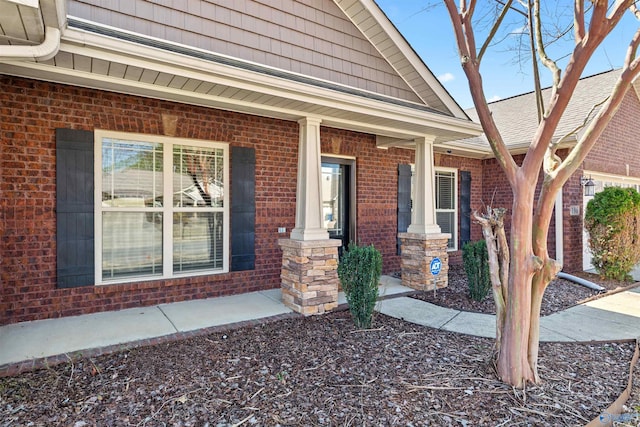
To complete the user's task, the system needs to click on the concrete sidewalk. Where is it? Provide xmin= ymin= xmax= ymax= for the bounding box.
xmin=0 ymin=276 xmax=408 ymax=368
xmin=378 ymin=285 xmax=640 ymax=342
xmin=1 ymin=276 xmax=639 ymax=371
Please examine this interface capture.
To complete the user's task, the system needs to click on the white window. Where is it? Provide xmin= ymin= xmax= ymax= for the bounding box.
xmin=410 ymin=166 xmax=458 ymax=251
xmin=95 ymin=131 xmax=229 ymax=284
xmin=435 ymin=169 xmax=458 ymax=250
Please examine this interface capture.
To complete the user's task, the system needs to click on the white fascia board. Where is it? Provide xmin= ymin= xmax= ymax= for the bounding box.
xmin=352 ymin=0 xmax=469 ymax=120
xmin=58 ymin=26 xmax=482 ymax=139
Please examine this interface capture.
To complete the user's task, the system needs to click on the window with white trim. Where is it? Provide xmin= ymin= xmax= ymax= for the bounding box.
xmin=435 ymin=169 xmax=458 ymax=250
xmin=411 ymin=166 xmax=458 ymax=250
xmin=95 ymin=131 xmax=229 ymax=283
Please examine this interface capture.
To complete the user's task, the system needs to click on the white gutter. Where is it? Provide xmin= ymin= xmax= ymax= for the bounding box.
xmin=0 ymin=26 xmax=61 ymax=61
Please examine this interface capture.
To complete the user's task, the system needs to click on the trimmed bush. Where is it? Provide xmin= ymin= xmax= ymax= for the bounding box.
xmin=585 ymin=186 xmax=640 ymax=281
xmin=462 ymin=240 xmax=491 ymax=302
xmin=337 ymin=243 xmax=382 ymax=329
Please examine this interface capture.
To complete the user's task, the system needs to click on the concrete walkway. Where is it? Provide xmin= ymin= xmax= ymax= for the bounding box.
xmin=1 ymin=276 xmax=639 ymax=370
xmin=378 ymin=285 xmax=640 ymax=342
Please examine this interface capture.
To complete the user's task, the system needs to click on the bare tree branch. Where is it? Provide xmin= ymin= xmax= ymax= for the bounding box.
xmin=522 ymin=0 xmax=634 ymax=178
xmin=443 ymin=0 xmax=519 ymax=185
xmin=574 ymin=0 xmax=585 ymax=42
xmin=478 ymin=0 xmax=514 ymax=62
xmin=533 ymin=0 xmax=561 ymax=92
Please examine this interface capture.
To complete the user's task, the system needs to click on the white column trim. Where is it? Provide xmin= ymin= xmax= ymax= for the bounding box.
xmin=555 ymin=190 xmax=564 ymax=266
xmin=290 ymin=117 xmax=329 ymax=241
xmin=407 ymin=135 xmax=441 ymax=235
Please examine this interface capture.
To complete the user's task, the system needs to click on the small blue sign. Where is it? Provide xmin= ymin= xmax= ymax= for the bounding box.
xmin=430 ymin=257 xmax=442 ymax=276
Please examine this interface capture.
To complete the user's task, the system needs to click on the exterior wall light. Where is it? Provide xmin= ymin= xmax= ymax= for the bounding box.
xmin=581 ymin=176 xmax=595 ymax=197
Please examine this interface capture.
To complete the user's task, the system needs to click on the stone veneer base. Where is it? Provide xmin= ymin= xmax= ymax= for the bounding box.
xmin=278 ymin=238 xmax=342 ymax=315
xmin=399 ymin=232 xmax=450 ymax=291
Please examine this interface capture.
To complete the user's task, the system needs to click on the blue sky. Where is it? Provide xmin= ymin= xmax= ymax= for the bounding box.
xmin=375 ymin=0 xmax=639 ymax=109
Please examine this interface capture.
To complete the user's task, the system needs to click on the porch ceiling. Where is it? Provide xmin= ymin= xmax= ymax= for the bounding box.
xmin=0 ymin=1 xmax=482 ymax=150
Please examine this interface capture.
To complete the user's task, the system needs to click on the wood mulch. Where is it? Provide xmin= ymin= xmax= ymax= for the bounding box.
xmin=409 ymin=264 xmax=637 ymax=316
xmin=1 ymin=267 xmax=638 ymax=426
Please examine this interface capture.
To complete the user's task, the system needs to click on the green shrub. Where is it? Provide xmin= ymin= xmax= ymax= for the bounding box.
xmin=462 ymin=240 xmax=491 ymax=302
xmin=337 ymin=243 xmax=382 ymax=329
xmin=585 ymin=186 xmax=640 ymax=281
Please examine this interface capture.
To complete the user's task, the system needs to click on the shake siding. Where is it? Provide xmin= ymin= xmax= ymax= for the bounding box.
xmin=67 ymin=0 xmax=422 ymax=103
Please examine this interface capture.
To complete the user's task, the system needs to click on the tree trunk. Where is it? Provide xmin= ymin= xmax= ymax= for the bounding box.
xmin=496 ymin=188 xmax=538 ymax=387
xmin=491 ymin=181 xmax=562 ymax=387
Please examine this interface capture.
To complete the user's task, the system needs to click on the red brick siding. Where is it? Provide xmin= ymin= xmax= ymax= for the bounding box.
xmin=585 ymin=89 xmax=640 ymax=178
xmin=1 ymin=77 xmax=308 ymax=324
xmin=561 ymin=173 xmax=584 ymax=272
xmin=0 ymin=76 xmax=419 ymax=325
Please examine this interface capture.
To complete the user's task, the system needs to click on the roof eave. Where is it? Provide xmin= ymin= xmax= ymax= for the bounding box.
xmin=1 ymin=22 xmax=482 ymax=142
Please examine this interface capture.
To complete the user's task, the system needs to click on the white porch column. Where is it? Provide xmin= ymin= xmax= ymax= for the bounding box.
xmin=407 ymin=135 xmax=441 ymax=234
xmin=290 ymin=117 xmax=329 ymax=241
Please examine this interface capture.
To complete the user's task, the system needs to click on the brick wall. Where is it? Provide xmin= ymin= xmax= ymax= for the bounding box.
xmin=0 ymin=76 xmax=419 ymax=324
xmin=561 ymin=173 xmax=584 ymax=271
xmin=584 ymin=89 xmax=640 ymax=177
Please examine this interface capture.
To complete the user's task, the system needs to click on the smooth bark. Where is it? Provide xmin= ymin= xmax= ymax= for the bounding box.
xmin=443 ymin=0 xmax=640 ymax=387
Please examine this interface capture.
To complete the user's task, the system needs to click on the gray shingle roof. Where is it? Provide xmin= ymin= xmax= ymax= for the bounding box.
xmin=462 ymin=69 xmax=624 ymax=152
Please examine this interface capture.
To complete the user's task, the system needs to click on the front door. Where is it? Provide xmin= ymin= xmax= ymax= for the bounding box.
xmin=321 ymin=158 xmax=355 ymax=252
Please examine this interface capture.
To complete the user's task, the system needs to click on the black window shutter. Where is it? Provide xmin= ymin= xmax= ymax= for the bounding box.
xmin=231 ymin=146 xmax=256 ymax=271
xmin=460 ymin=170 xmax=472 ymax=247
xmin=397 ymin=164 xmax=412 ymax=255
xmin=56 ymin=128 xmax=95 ymax=288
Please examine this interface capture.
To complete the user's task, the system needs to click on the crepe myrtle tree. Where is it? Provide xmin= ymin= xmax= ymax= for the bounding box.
xmin=443 ymin=0 xmax=640 ymax=387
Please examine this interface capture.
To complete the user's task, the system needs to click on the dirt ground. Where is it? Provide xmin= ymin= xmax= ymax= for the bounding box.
xmin=1 ymin=267 xmax=638 ymax=426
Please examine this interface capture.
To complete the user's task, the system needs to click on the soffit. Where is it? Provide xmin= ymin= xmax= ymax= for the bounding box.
xmin=0 ymin=0 xmax=44 ymax=45
xmin=0 ymin=0 xmax=64 ymax=44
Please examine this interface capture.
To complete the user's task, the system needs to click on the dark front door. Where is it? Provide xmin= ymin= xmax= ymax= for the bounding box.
xmin=321 ymin=158 xmax=354 ymax=252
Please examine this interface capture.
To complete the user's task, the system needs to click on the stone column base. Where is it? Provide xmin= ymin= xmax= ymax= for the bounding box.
xmin=278 ymin=238 xmax=342 ymax=315
xmin=399 ymin=232 xmax=450 ymax=291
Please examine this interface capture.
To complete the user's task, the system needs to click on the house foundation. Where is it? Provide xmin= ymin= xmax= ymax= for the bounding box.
xmin=279 ymin=238 xmax=342 ymax=315
xmin=399 ymin=232 xmax=450 ymax=290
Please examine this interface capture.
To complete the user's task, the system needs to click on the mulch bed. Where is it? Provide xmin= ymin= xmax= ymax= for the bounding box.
xmin=1 ymin=268 xmax=639 ymax=426
xmin=0 ymin=310 xmax=638 ymax=426
xmin=410 ymin=264 xmax=637 ymax=316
